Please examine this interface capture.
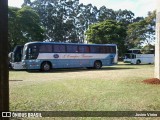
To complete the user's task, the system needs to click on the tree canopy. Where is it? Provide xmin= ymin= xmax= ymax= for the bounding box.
xmin=22 ymin=0 xmax=138 ymax=43
xmin=126 ymin=11 xmax=155 ymax=48
xmin=85 ymin=20 xmax=127 ymax=56
xmin=8 ymin=6 xmax=44 ymax=51
xmin=8 ymin=0 xmax=155 ymax=56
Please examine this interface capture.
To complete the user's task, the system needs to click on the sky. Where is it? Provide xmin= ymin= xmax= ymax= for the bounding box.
xmin=8 ymin=0 xmax=156 ymax=17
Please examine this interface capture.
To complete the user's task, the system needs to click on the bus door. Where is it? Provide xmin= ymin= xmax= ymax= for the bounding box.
xmin=130 ymin=53 xmax=136 ymax=64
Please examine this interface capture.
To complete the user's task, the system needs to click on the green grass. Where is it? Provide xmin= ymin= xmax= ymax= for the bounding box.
xmin=9 ymin=63 xmax=160 ymax=118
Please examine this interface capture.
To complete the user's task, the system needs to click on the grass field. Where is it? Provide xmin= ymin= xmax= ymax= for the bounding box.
xmin=9 ymin=62 xmax=160 ymax=119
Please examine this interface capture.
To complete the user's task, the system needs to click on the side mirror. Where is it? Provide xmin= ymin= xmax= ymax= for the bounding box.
xmin=8 ymin=52 xmax=13 ymax=59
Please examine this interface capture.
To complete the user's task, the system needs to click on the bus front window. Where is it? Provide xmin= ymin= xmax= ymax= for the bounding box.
xmin=27 ymin=45 xmax=39 ymax=60
xmin=22 ymin=45 xmax=27 ymax=60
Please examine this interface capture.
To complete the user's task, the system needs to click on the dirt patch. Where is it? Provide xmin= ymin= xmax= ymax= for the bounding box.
xmin=143 ymin=78 xmax=160 ymax=85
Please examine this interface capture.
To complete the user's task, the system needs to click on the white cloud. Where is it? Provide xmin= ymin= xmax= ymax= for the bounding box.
xmin=8 ymin=0 xmax=23 ymax=8
xmin=79 ymin=0 xmax=156 ymax=17
xmin=133 ymin=0 xmax=156 ymax=17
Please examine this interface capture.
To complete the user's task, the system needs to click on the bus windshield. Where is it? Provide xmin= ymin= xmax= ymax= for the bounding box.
xmin=23 ymin=44 xmax=39 ymax=60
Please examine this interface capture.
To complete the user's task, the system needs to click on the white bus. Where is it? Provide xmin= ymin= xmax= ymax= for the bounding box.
xmin=123 ymin=49 xmax=154 ymax=64
xmin=18 ymin=42 xmax=118 ymax=71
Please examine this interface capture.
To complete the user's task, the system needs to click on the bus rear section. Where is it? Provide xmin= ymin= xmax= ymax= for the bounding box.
xmin=9 ymin=45 xmax=25 ymax=70
xmin=124 ymin=53 xmax=154 ymax=64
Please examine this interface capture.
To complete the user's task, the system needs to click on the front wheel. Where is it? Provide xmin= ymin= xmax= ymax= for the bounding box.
xmin=94 ymin=61 xmax=102 ymax=69
xmin=41 ymin=62 xmax=51 ymax=72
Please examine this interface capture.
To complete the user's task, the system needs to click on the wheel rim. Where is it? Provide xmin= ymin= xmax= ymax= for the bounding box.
xmin=43 ymin=63 xmax=50 ymax=71
xmin=137 ymin=60 xmax=140 ymax=64
xmin=95 ymin=62 xmax=101 ymax=69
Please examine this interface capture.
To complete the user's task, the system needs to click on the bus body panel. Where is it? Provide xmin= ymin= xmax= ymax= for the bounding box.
xmin=23 ymin=53 xmax=116 ymax=69
xmin=11 ymin=62 xmax=25 ymax=70
xmin=20 ymin=42 xmax=118 ymax=71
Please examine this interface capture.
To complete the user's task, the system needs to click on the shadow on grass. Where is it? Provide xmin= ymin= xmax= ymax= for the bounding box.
xmin=119 ymin=63 xmax=154 ymax=66
xmin=9 ymin=80 xmax=23 ymax=82
xmin=9 ymin=69 xmax=26 ymax=71
xmin=26 ymin=66 xmax=136 ymax=73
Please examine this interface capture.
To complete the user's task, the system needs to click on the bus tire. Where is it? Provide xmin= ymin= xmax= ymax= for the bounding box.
xmin=136 ymin=60 xmax=141 ymax=65
xmin=87 ymin=67 xmax=93 ymax=69
xmin=94 ymin=61 xmax=102 ymax=69
xmin=41 ymin=62 xmax=52 ymax=72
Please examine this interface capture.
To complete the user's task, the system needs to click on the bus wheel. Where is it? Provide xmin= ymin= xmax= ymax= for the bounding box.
xmin=87 ymin=67 xmax=93 ymax=69
xmin=136 ymin=60 xmax=141 ymax=65
xmin=41 ymin=62 xmax=51 ymax=72
xmin=94 ymin=61 xmax=102 ymax=69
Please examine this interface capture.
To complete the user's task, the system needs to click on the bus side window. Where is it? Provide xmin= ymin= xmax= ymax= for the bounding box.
xmin=53 ymin=45 xmax=66 ymax=53
xmin=86 ymin=46 xmax=90 ymax=53
xmin=90 ymin=46 xmax=100 ymax=53
xmin=39 ymin=44 xmax=52 ymax=53
xmin=99 ymin=46 xmax=105 ymax=53
xmin=67 ymin=45 xmax=78 ymax=53
xmin=79 ymin=46 xmax=90 ymax=53
xmin=110 ymin=46 xmax=116 ymax=53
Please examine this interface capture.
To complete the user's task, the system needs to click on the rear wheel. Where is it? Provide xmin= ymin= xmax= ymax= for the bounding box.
xmin=86 ymin=67 xmax=93 ymax=69
xmin=94 ymin=61 xmax=102 ymax=69
xmin=136 ymin=60 xmax=141 ymax=65
xmin=41 ymin=62 xmax=51 ymax=72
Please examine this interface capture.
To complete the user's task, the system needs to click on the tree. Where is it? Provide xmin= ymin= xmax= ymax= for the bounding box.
xmin=23 ymin=0 xmax=78 ymax=42
xmin=98 ymin=6 xmax=116 ymax=22
xmin=8 ymin=6 xmax=44 ymax=51
xmin=115 ymin=9 xmax=135 ymax=25
xmin=8 ymin=7 xmax=21 ymax=51
xmin=23 ymin=0 xmax=140 ymax=45
xmin=23 ymin=0 xmax=100 ymax=43
xmin=126 ymin=10 xmax=155 ymax=48
xmin=126 ymin=20 xmax=146 ymax=48
xmin=144 ymin=11 xmax=156 ymax=45
xmin=85 ymin=20 xmax=127 ymax=56
xmin=75 ymin=3 xmax=99 ymax=42
xmin=141 ymin=44 xmax=155 ymax=54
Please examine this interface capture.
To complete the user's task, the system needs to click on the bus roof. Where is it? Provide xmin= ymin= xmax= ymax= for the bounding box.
xmin=24 ymin=41 xmax=117 ymax=46
xmin=128 ymin=49 xmax=141 ymax=50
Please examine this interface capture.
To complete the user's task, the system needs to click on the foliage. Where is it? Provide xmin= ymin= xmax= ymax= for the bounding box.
xmin=85 ymin=20 xmax=127 ymax=56
xmin=141 ymin=44 xmax=155 ymax=54
xmin=126 ymin=20 xmax=146 ymax=48
xmin=8 ymin=6 xmax=44 ymax=51
xmin=22 ymin=0 xmax=136 ymax=44
xmin=115 ymin=9 xmax=135 ymax=25
xmin=9 ymin=0 xmax=156 ymax=51
xmin=98 ymin=6 xmax=116 ymax=22
xmin=23 ymin=0 xmax=93 ymax=42
xmin=126 ymin=11 xmax=155 ymax=49
xmin=144 ymin=11 xmax=156 ymax=44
